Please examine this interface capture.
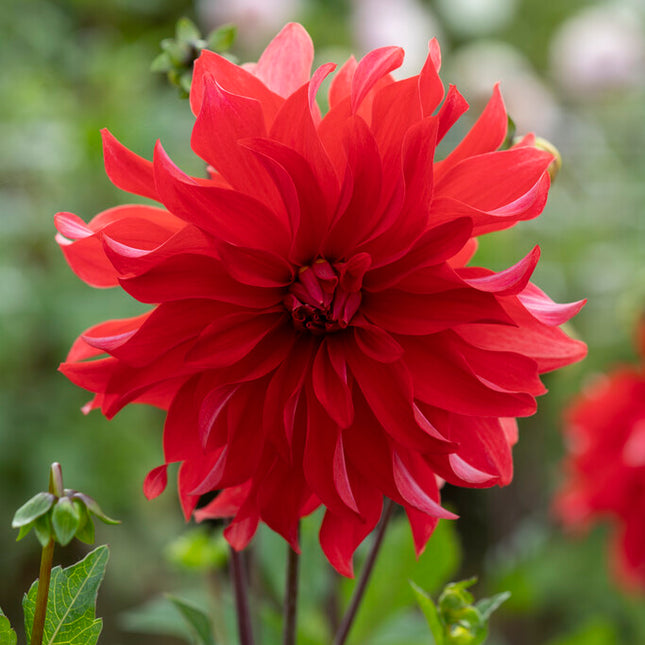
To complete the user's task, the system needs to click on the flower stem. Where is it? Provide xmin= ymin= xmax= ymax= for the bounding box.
xmin=30 ymin=536 xmax=55 ymax=645
xmin=333 ymin=498 xmax=395 ymax=645
xmin=229 ymin=546 xmax=255 ymax=645
xmin=31 ymin=464 xmax=63 ymax=645
xmin=283 ymin=545 xmax=300 ymax=645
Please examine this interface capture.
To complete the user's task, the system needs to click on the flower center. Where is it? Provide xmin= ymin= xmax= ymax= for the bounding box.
xmin=284 ymin=256 xmax=369 ymax=335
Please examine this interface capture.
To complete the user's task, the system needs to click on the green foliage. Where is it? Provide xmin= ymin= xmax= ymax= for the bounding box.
xmin=152 ymin=18 xmax=237 ymax=96
xmin=23 ymin=545 xmax=109 ymax=645
xmin=166 ymin=595 xmax=216 ymax=645
xmin=164 ymin=526 xmax=229 ymax=572
xmin=0 ymin=608 xmax=17 ymax=645
xmin=545 ymin=618 xmax=619 ymax=645
xmin=412 ymin=578 xmax=510 ymax=645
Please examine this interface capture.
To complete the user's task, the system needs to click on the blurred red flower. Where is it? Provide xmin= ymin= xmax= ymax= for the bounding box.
xmin=56 ymin=24 xmax=586 ymax=576
xmin=555 ymin=322 xmax=645 ymax=589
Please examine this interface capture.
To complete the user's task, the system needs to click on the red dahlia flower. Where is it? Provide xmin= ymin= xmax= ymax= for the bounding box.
xmin=555 ymin=322 xmax=645 ymax=589
xmin=56 ymin=23 xmax=586 ymax=576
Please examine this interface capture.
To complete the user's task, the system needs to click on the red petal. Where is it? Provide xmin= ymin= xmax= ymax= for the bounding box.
xmin=392 ymin=451 xmax=457 ymax=519
xmin=191 ymin=79 xmax=277 ymax=205
xmin=190 ymin=49 xmax=282 ymax=120
xmin=406 ymin=506 xmax=439 ymax=557
xmin=418 ymin=39 xmax=444 ymax=116
xmin=253 ymin=23 xmax=314 ymax=98
xmin=458 ymin=246 xmax=541 ymax=296
xmin=312 ymin=338 xmax=354 ymax=428
xmin=186 ymin=312 xmax=286 ymax=369
xmin=101 ymin=129 xmax=158 ymax=201
xmin=69 ymin=314 xmax=150 ymax=362
xmin=119 ymin=254 xmax=284 ymax=308
xmin=143 ymin=465 xmax=168 ymax=500
xmin=435 ymin=85 xmax=469 ymax=142
xmin=103 ymin=225 xmax=215 ymax=277
xmin=328 ymin=56 xmax=357 ymax=109
xmin=436 ymin=147 xmax=553 ymax=212
xmin=518 ymin=282 xmax=586 ymax=326
xmin=323 ymin=115 xmax=384 ymax=258
xmin=352 ymin=46 xmax=404 ymax=113
xmin=304 ymin=389 xmax=358 ymax=514
xmin=217 ymin=242 xmax=294 ymax=288
xmin=153 ymin=143 xmax=291 ymax=254
xmin=319 ymin=476 xmax=383 ymax=577
xmin=244 ymin=137 xmax=330 ymax=265
xmin=431 ymin=172 xmax=550 ymax=236
xmin=258 ymin=459 xmax=310 ymax=552
xmin=402 ymin=335 xmax=537 ymax=417
xmin=364 ymin=219 xmax=473 ymax=292
xmin=352 ymin=318 xmax=404 ymax=363
xmin=362 ymin=287 xmax=514 ymax=335
xmin=345 ymin=346 xmax=454 ymax=452
xmin=435 ymin=84 xmax=507 ymax=179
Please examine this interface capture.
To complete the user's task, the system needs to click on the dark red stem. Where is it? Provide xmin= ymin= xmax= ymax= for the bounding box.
xmin=229 ymin=546 xmax=255 ymax=645
xmin=282 ymin=545 xmax=300 ymax=645
xmin=333 ymin=498 xmax=395 ymax=645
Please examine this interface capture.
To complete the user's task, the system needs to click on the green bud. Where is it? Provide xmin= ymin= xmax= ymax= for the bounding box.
xmin=533 ymin=136 xmax=562 ymax=182
xmin=52 ymin=497 xmax=81 ymax=546
xmin=414 ymin=578 xmax=509 ymax=645
xmin=12 ymin=463 xmax=119 ymax=548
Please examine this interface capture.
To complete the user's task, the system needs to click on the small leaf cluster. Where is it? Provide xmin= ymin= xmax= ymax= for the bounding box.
xmin=152 ymin=17 xmax=237 ymax=96
xmin=412 ymin=578 xmax=510 ymax=645
xmin=12 ymin=489 xmax=119 ymax=547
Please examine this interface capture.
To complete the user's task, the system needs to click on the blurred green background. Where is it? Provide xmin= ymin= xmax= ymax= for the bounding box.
xmin=1 ymin=0 xmax=644 ymax=643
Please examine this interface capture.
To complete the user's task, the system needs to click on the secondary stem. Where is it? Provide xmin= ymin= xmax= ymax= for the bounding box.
xmin=230 ymin=546 xmax=255 ymax=645
xmin=283 ymin=545 xmax=300 ymax=645
xmin=333 ymin=498 xmax=395 ymax=645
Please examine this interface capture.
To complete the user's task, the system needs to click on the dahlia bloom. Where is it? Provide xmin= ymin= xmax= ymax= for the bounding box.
xmin=57 ymin=24 xmax=586 ymax=576
xmin=555 ymin=322 xmax=645 ymax=589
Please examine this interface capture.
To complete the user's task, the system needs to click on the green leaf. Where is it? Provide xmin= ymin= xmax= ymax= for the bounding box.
xmin=16 ymin=523 xmax=33 ymax=542
xmin=176 ymin=17 xmax=201 ymax=43
xmin=475 ymin=591 xmax=511 ymax=621
xmin=410 ymin=582 xmax=445 ymax=645
xmin=207 ymin=24 xmax=237 ymax=52
xmin=52 ymin=497 xmax=81 ymax=546
xmin=0 ymin=608 xmax=17 ymax=645
xmin=71 ymin=492 xmax=120 ymax=525
xmin=166 ymin=595 xmax=216 ymax=645
xmin=12 ymin=492 xmax=56 ymax=528
xmin=151 ymin=52 xmax=172 ymax=73
xmin=23 ymin=545 xmax=109 ymax=645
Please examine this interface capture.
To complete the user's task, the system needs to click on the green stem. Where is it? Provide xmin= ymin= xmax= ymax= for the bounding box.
xmin=30 ymin=463 xmax=65 ymax=645
xmin=282 ymin=545 xmax=300 ymax=645
xmin=30 ymin=538 xmax=54 ymax=645
xmin=333 ymin=498 xmax=395 ymax=645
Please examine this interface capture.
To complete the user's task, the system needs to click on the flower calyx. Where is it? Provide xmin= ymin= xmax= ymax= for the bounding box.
xmin=11 ymin=463 xmax=119 ymax=547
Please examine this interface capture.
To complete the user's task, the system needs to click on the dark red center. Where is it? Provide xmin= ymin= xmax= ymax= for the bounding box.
xmin=284 ymin=258 xmax=364 ymax=335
